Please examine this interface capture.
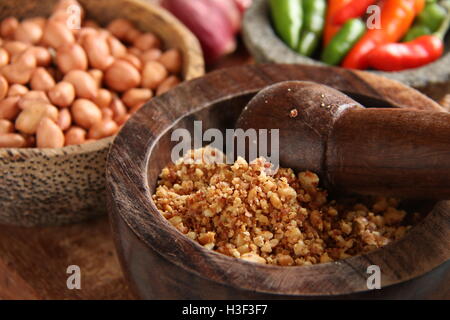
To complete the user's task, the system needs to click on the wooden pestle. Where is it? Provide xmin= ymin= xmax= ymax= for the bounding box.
xmin=236 ymin=81 xmax=450 ymax=199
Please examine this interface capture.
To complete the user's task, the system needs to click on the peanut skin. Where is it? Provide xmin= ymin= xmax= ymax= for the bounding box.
xmin=0 ymin=96 xmax=20 ymax=120
xmin=65 ymin=126 xmax=86 ymax=145
xmin=64 ymin=70 xmax=98 ymax=99
xmin=141 ymin=61 xmax=168 ymax=89
xmin=48 ymin=81 xmax=75 ymax=108
xmin=36 ymin=117 xmax=65 ymax=148
xmin=71 ymin=99 xmax=102 ymax=129
xmin=88 ymin=119 xmax=118 ymax=139
xmin=104 ymin=60 xmax=141 ymax=92
xmin=56 ymin=43 xmax=88 ymax=73
xmin=0 ymin=119 xmax=14 ymax=134
xmin=0 ymin=75 xmax=9 ymax=99
xmin=30 ymin=67 xmax=56 ymax=91
xmin=0 ymin=133 xmax=26 ymax=148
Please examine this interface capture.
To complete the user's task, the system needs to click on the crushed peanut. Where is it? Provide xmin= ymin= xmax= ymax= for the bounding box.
xmin=153 ymin=148 xmax=416 ymax=266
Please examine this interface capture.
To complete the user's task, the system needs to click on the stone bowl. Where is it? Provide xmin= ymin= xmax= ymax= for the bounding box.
xmin=242 ymin=0 xmax=450 ymax=100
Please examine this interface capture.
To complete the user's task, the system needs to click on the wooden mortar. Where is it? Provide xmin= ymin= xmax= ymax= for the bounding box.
xmin=107 ymin=64 xmax=449 ymax=299
xmin=0 ymin=0 xmax=204 ymax=226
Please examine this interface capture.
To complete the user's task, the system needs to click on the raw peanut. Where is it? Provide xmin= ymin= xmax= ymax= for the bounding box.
xmin=8 ymin=84 xmax=28 ymax=97
xmin=76 ymin=27 xmax=98 ymax=46
xmin=98 ymin=29 xmax=112 ymax=39
xmin=56 ymin=43 xmax=88 ymax=73
xmin=0 ymin=96 xmax=20 ymax=120
xmin=0 ymin=133 xmax=26 ymax=148
xmin=122 ymin=88 xmax=152 ymax=108
xmin=83 ymin=33 xmax=114 ymax=70
xmin=141 ymin=61 xmax=168 ymax=89
xmin=107 ymin=18 xmax=134 ymax=40
xmin=0 ymin=75 xmax=8 ymax=100
xmin=56 ymin=108 xmax=72 ymax=131
xmin=0 ymin=48 xmax=10 ymax=67
xmin=25 ymin=17 xmax=46 ymax=29
xmin=128 ymin=47 xmax=142 ymax=57
xmin=101 ymin=107 xmax=114 ymax=120
xmin=49 ymin=10 xmax=71 ymax=25
xmin=1 ymin=17 xmax=19 ymax=39
xmin=71 ymin=98 xmax=102 ymax=129
xmin=88 ymin=69 xmax=103 ymax=87
xmin=64 ymin=70 xmax=98 ymax=99
xmin=157 ymin=75 xmax=181 ymax=96
xmin=30 ymin=67 xmax=56 ymax=91
xmin=93 ymin=88 xmax=112 ymax=109
xmin=0 ymin=119 xmax=14 ymax=134
xmin=3 ymin=41 xmax=29 ymax=56
xmin=158 ymin=49 xmax=182 ymax=74
xmin=83 ymin=20 xmax=99 ymax=29
xmin=121 ymin=53 xmax=142 ymax=70
xmin=88 ymin=119 xmax=118 ymax=139
xmin=18 ymin=91 xmax=50 ymax=109
xmin=116 ymin=113 xmax=130 ymax=126
xmin=42 ymin=20 xmax=75 ymax=48
xmin=104 ymin=60 xmax=141 ymax=92
xmin=65 ymin=126 xmax=86 ymax=145
xmin=125 ymin=28 xmax=142 ymax=44
xmin=107 ymin=35 xmax=127 ymax=58
xmin=1 ymin=53 xmax=36 ymax=85
xmin=130 ymin=102 xmax=144 ymax=114
xmin=134 ymin=33 xmax=160 ymax=51
xmin=15 ymin=102 xmax=58 ymax=134
xmin=1 ymin=63 xmax=34 ymax=85
xmin=36 ymin=117 xmax=65 ymax=148
xmin=48 ymin=81 xmax=75 ymax=108
xmin=14 ymin=21 xmax=43 ymax=44
xmin=11 ymin=49 xmax=37 ymax=67
xmin=140 ymin=48 xmax=162 ymax=63
xmin=27 ymin=47 xmax=52 ymax=67
xmin=109 ymin=97 xmax=127 ymax=122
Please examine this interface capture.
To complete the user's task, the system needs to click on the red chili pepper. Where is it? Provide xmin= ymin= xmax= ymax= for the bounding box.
xmin=367 ymin=1 xmax=450 ymax=71
xmin=333 ymin=0 xmax=378 ymax=25
xmin=342 ymin=0 xmax=418 ymax=69
xmin=323 ymin=0 xmax=352 ymax=45
xmin=366 ymin=36 xmax=443 ymax=71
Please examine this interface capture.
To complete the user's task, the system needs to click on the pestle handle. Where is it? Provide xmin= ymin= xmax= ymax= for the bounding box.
xmin=328 ymin=108 xmax=450 ymax=199
xmin=236 ymin=80 xmax=450 ymax=200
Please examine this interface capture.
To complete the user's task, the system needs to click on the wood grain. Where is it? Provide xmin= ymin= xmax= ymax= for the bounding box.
xmin=107 ymin=64 xmax=449 ymax=299
xmin=236 ymin=80 xmax=450 ymax=199
xmin=0 ymin=217 xmax=134 ymax=300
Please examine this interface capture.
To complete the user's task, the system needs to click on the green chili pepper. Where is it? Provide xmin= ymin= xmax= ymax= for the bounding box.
xmin=321 ymin=18 xmax=366 ymax=66
xmin=403 ymin=25 xmax=432 ymax=42
xmin=297 ymin=0 xmax=326 ymax=57
xmin=269 ymin=0 xmax=303 ymax=50
xmin=417 ymin=2 xmax=447 ymax=32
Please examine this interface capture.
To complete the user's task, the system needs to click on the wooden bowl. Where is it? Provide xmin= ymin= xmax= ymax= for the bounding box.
xmin=0 ymin=0 xmax=204 ymax=227
xmin=107 ymin=64 xmax=449 ymax=299
xmin=242 ymin=0 xmax=450 ymax=100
